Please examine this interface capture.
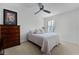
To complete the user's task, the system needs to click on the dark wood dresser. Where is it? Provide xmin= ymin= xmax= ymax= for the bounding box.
xmin=0 ymin=25 xmax=20 ymax=49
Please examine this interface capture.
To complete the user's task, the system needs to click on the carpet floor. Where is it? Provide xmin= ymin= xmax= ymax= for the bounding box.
xmin=4 ymin=41 xmax=79 ymax=55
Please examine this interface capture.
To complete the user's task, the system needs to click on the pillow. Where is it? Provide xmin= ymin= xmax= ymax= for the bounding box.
xmin=33 ymin=29 xmax=38 ymax=34
xmin=37 ymin=29 xmax=42 ymax=34
xmin=27 ymin=31 xmax=33 ymax=35
xmin=39 ymin=28 xmax=45 ymax=33
xmin=33 ymin=29 xmax=42 ymax=34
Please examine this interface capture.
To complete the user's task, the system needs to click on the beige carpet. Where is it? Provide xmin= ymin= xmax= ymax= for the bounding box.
xmin=4 ymin=41 xmax=79 ymax=55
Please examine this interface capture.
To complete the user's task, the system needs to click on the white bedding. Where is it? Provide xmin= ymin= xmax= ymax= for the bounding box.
xmin=28 ymin=32 xmax=59 ymax=54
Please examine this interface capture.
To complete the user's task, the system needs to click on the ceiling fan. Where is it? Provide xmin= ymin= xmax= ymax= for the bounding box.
xmin=34 ymin=3 xmax=51 ymax=15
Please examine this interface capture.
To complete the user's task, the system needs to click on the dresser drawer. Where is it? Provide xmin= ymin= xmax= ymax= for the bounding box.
xmin=0 ymin=25 xmax=20 ymax=49
xmin=3 ymin=41 xmax=20 ymax=49
xmin=4 ymin=38 xmax=19 ymax=43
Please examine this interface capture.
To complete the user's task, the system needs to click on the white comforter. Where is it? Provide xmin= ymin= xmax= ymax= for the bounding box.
xmin=28 ymin=33 xmax=59 ymax=54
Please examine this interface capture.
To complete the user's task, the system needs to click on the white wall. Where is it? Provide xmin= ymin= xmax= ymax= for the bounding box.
xmin=44 ymin=8 xmax=79 ymax=44
xmin=0 ymin=3 xmax=44 ymax=43
xmin=53 ymin=8 xmax=79 ymax=44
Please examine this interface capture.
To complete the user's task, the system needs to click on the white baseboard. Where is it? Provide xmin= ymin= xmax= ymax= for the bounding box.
xmin=60 ymin=39 xmax=79 ymax=45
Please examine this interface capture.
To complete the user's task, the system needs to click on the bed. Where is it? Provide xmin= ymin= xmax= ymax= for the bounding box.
xmin=28 ymin=32 xmax=59 ymax=54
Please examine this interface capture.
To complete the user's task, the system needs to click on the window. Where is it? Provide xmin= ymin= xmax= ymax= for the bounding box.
xmin=48 ymin=20 xmax=55 ymax=32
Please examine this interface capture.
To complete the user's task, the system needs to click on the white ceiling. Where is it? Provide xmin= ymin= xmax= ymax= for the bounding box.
xmin=44 ymin=3 xmax=79 ymax=16
xmin=22 ymin=3 xmax=79 ymax=17
xmin=1 ymin=3 xmax=79 ymax=17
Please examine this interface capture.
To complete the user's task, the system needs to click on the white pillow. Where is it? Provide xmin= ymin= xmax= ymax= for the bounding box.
xmin=33 ymin=29 xmax=42 ymax=34
xmin=28 ymin=31 xmax=33 ymax=35
xmin=33 ymin=29 xmax=38 ymax=34
xmin=37 ymin=29 xmax=42 ymax=34
xmin=39 ymin=28 xmax=45 ymax=33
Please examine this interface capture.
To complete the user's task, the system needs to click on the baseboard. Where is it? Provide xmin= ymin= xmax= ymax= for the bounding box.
xmin=60 ymin=40 xmax=79 ymax=45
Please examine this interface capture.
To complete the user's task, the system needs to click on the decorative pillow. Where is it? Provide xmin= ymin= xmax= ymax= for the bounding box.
xmin=39 ymin=28 xmax=45 ymax=33
xmin=33 ymin=29 xmax=38 ymax=34
xmin=36 ymin=29 xmax=42 ymax=34
xmin=33 ymin=29 xmax=42 ymax=34
xmin=28 ymin=30 xmax=33 ymax=35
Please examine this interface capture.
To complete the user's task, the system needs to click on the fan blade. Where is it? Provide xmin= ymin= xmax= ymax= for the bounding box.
xmin=34 ymin=10 xmax=41 ymax=15
xmin=43 ymin=9 xmax=51 ymax=13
